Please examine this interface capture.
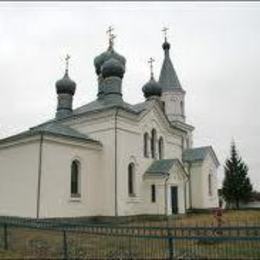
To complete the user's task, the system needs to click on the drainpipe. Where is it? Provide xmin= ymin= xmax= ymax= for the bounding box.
xmin=184 ymin=179 xmax=187 ymax=212
xmin=36 ymin=133 xmax=43 ymax=219
xmin=184 ymin=173 xmax=190 ymax=213
xmin=188 ymin=163 xmax=192 ymax=210
xmin=164 ymin=173 xmax=170 ymax=215
xmin=114 ymin=108 xmax=119 ymax=216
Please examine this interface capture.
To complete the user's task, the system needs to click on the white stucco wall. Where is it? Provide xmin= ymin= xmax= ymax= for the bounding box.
xmin=0 ymin=100 xmax=209 ymax=218
xmin=142 ymin=178 xmax=166 ymax=215
xmin=38 ymin=136 xmax=102 ymax=218
xmin=0 ymin=138 xmax=40 ymax=217
xmin=166 ymin=166 xmax=187 ymax=214
xmin=189 ymin=154 xmax=219 ymax=209
xmin=63 ymin=104 xmax=187 ymax=217
xmin=161 ymin=90 xmax=185 ymax=123
xmin=201 ymin=154 xmax=219 ymax=208
xmin=65 ymin=111 xmax=117 ymax=216
xmin=115 ymin=106 xmax=185 ymax=216
xmin=189 ymin=162 xmax=204 ymax=209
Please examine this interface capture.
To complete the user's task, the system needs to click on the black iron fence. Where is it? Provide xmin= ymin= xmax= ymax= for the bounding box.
xmin=0 ymin=216 xmax=259 ymax=259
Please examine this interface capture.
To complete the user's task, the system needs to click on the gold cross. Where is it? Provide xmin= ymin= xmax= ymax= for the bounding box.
xmin=65 ymin=54 xmax=70 ymax=73
xmin=162 ymin=27 xmax=169 ymax=40
xmin=148 ymin=57 xmax=155 ymax=78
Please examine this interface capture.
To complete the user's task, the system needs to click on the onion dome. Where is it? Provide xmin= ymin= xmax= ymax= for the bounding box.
xmin=101 ymin=58 xmax=125 ymax=79
xmin=142 ymin=57 xmax=162 ymax=98
xmin=142 ymin=77 xmax=162 ymax=98
xmin=94 ymin=48 xmax=126 ymax=75
xmin=162 ymin=40 xmax=170 ymax=50
xmin=56 ymin=71 xmax=76 ymax=95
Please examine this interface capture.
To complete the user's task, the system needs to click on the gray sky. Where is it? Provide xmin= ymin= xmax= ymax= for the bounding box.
xmin=0 ymin=2 xmax=259 ymax=190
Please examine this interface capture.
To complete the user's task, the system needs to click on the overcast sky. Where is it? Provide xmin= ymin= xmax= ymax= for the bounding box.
xmin=0 ymin=2 xmax=259 ymax=190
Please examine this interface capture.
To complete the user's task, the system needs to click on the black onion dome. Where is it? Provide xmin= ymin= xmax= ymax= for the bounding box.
xmin=142 ymin=78 xmax=162 ymax=98
xmin=94 ymin=48 xmax=126 ymax=75
xmin=56 ymin=72 xmax=76 ymax=95
xmin=101 ymin=58 xmax=125 ymax=79
xmin=162 ymin=41 xmax=170 ymax=50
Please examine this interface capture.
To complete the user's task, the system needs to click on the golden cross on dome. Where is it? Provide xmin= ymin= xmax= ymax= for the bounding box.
xmin=148 ymin=57 xmax=155 ymax=78
xmin=65 ymin=54 xmax=71 ymax=73
xmin=162 ymin=27 xmax=169 ymax=41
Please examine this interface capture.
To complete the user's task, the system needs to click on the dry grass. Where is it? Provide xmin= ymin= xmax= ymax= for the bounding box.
xmin=128 ymin=209 xmax=260 ymax=227
xmin=0 ymin=210 xmax=259 ymax=259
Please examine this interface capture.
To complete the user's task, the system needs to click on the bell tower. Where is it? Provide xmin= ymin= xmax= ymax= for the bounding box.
xmin=159 ymin=28 xmax=185 ymax=123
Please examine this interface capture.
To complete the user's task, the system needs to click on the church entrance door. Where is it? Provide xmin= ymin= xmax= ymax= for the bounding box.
xmin=171 ymin=186 xmax=178 ymax=214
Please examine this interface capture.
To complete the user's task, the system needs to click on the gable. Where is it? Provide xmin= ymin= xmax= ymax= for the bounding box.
xmin=183 ymin=146 xmax=220 ymax=167
xmin=144 ymin=159 xmax=188 ymax=182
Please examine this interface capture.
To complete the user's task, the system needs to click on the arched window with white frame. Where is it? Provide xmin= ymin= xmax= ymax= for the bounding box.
xmin=71 ymin=160 xmax=80 ymax=197
xmin=208 ymin=173 xmax=213 ymax=196
xmin=151 ymin=129 xmax=157 ymax=159
xmin=151 ymin=184 xmax=156 ymax=203
xmin=143 ymin=132 xmax=149 ymax=158
xmin=158 ymin=137 xmax=164 ymax=160
xmin=128 ymin=163 xmax=136 ymax=196
xmin=180 ymin=100 xmax=184 ymax=115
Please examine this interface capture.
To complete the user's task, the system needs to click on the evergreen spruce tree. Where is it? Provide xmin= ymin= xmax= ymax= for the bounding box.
xmin=222 ymin=142 xmax=253 ymax=209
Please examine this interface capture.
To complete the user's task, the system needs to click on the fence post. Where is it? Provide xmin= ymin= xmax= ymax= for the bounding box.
xmin=167 ymin=228 xmax=174 ymax=260
xmin=63 ymin=230 xmax=68 ymax=260
xmin=3 ymin=223 xmax=8 ymax=250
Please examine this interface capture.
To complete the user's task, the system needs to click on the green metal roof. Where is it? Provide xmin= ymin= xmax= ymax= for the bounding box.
xmin=159 ymin=41 xmax=183 ymax=92
xmin=0 ymin=122 xmax=100 ymax=145
xmin=30 ymin=123 xmax=95 ymax=141
xmin=146 ymin=159 xmax=181 ymax=175
xmin=73 ymin=98 xmax=146 ymax=116
xmin=182 ymin=146 xmax=220 ymax=166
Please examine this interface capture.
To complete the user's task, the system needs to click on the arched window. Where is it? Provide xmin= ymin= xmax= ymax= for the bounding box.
xmin=208 ymin=174 xmax=212 ymax=196
xmin=128 ymin=163 xmax=135 ymax=196
xmin=71 ymin=160 xmax=80 ymax=197
xmin=151 ymin=129 xmax=157 ymax=159
xmin=186 ymin=137 xmax=189 ymax=149
xmin=180 ymin=101 xmax=184 ymax=115
xmin=143 ymin=133 xmax=149 ymax=158
xmin=151 ymin=184 xmax=156 ymax=203
xmin=158 ymin=137 xmax=164 ymax=159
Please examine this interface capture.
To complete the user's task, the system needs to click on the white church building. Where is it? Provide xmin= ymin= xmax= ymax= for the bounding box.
xmin=0 ymin=30 xmax=220 ymax=218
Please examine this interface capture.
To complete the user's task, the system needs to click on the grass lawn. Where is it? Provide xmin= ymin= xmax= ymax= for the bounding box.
xmin=0 ymin=210 xmax=259 ymax=259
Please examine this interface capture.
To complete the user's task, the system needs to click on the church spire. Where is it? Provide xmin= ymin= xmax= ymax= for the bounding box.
xmin=159 ymin=28 xmax=186 ymax=123
xmin=159 ymin=28 xmax=183 ymax=92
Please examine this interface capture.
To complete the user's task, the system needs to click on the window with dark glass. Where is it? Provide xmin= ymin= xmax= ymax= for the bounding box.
xmin=208 ymin=174 xmax=212 ymax=196
xmin=71 ymin=160 xmax=80 ymax=197
xmin=151 ymin=129 xmax=157 ymax=159
xmin=158 ymin=137 xmax=164 ymax=159
xmin=128 ymin=163 xmax=135 ymax=196
xmin=180 ymin=101 xmax=184 ymax=115
xmin=151 ymin=184 xmax=156 ymax=202
xmin=144 ymin=133 xmax=149 ymax=158
xmin=162 ymin=101 xmax=165 ymax=112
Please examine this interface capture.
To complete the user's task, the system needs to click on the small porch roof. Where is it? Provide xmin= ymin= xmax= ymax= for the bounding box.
xmin=144 ymin=159 xmax=186 ymax=177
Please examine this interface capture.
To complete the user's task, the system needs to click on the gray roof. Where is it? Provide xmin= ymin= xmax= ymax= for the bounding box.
xmin=146 ymin=159 xmax=181 ymax=175
xmin=30 ymin=123 xmax=94 ymax=141
xmin=159 ymin=43 xmax=183 ymax=92
xmin=182 ymin=146 xmax=220 ymax=166
xmin=0 ymin=122 xmax=100 ymax=145
xmin=73 ymin=98 xmax=146 ymax=116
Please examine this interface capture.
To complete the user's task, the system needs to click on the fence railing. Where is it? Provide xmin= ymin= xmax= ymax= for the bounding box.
xmin=0 ymin=217 xmax=259 ymax=259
